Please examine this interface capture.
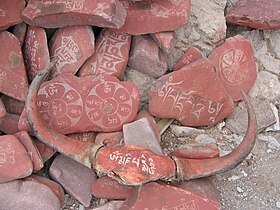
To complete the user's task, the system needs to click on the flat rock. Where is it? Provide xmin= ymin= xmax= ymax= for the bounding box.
xmin=258 ymin=134 xmax=280 ymax=151
xmin=92 ymin=176 xmax=134 ymax=199
xmin=149 ymin=58 xmax=234 ymax=126
xmin=78 ymin=29 xmax=131 ymax=79
xmin=150 ymin=31 xmax=176 ymax=54
xmin=22 ymin=0 xmax=127 ymax=29
xmin=173 ymin=47 xmax=203 ymax=71
xmin=33 ymin=138 xmax=56 ymax=162
xmin=20 ymin=73 xmax=140 ymax=133
xmin=0 ymin=135 xmax=33 ymax=183
xmin=67 ymin=132 xmax=97 ymax=143
xmin=195 ymin=134 xmax=217 ymax=145
xmin=170 ymin=124 xmax=204 ymax=138
xmin=95 ymin=131 xmax=124 ymax=147
xmin=0 ymin=113 xmax=20 ymax=134
xmin=0 ymin=0 xmax=25 ymax=30
xmin=226 ymin=0 xmax=280 ymax=30
xmin=128 ymin=35 xmax=167 ymax=78
xmin=12 ymin=22 xmax=27 ymax=47
xmin=49 ymin=154 xmax=96 ymax=207
xmin=0 ymin=98 xmax=6 ymax=118
xmin=49 ymin=26 xmax=95 ymax=78
xmin=1 ymin=95 xmax=25 ymax=115
xmin=92 ymin=200 xmax=125 ymax=210
xmin=0 ymin=31 xmax=29 ymax=101
xmin=24 ymin=26 xmax=50 ymax=82
xmin=208 ymin=35 xmax=257 ymax=101
xmin=0 ymin=180 xmax=60 ymax=210
xmin=117 ymin=0 xmax=191 ymax=35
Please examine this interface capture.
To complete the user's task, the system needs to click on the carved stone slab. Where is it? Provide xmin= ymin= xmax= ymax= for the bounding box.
xmin=13 ymin=22 xmax=27 ymax=47
xmin=149 ymin=59 xmax=234 ymax=126
xmin=49 ymin=25 xmax=95 ymax=78
xmin=24 ymin=26 xmax=50 ymax=82
xmin=150 ymin=31 xmax=176 ymax=54
xmin=0 ymin=31 xmax=29 ymax=101
xmin=21 ymin=0 xmax=127 ymax=29
xmin=20 ymin=73 xmax=140 ymax=133
xmin=0 ymin=113 xmax=20 ymax=135
xmin=117 ymin=0 xmax=191 ymax=35
xmin=67 ymin=132 xmax=97 ymax=143
xmin=33 ymin=138 xmax=56 ymax=162
xmin=94 ymin=131 xmax=124 ymax=147
xmin=0 ymin=98 xmax=6 ymax=119
xmin=78 ymin=29 xmax=131 ymax=79
xmin=208 ymin=35 xmax=257 ymax=101
xmin=0 ymin=135 xmax=33 ymax=183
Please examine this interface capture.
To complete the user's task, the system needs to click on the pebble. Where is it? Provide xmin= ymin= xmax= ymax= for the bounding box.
xmin=237 ymin=187 xmax=244 ymax=193
xmin=276 ymin=201 xmax=280 ymax=208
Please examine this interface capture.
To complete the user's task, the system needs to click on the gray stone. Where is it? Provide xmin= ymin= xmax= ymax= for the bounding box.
xmin=92 ymin=201 xmax=125 ymax=210
xmin=49 ymin=154 xmax=96 ymax=207
xmin=265 ymin=104 xmax=280 ymax=132
xmin=170 ymin=125 xmax=205 ymax=138
xmin=195 ymin=134 xmax=216 ymax=145
xmin=226 ymin=96 xmax=276 ymax=134
xmin=258 ymin=135 xmax=280 ymax=151
xmin=225 ymin=0 xmax=239 ymax=13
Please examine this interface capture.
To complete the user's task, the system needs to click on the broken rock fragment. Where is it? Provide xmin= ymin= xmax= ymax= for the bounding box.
xmin=0 ymin=98 xmax=6 ymax=118
xmin=150 ymin=31 xmax=176 ymax=54
xmin=1 ymin=95 xmax=25 ymax=115
xmin=33 ymin=138 xmax=56 ymax=162
xmin=12 ymin=22 xmax=27 ymax=47
xmin=0 ymin=113 xmax=20 ymax=134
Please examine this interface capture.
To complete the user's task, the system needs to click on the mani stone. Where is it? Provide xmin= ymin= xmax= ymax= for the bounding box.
xmin=92 ymin=176 xmax=134 ymax=199
xmin=150 ymin=31 xmax=176 ymax=54
xmin=226 ymin=0 xmax=280 ymax=30
xmin=49 ymin=25 xmax=95 ymax=78
xmin=0 ymin=0 xmax=25 ymax=30
xmin=117 ymin=0 xmax=191 ymax=35
xmin=12 ymin=22 xmax=27 ymax=47
xmin=208 ymin=35 xmax=257 ymax=101
xmin=0 ymin=135 xmax=33 ymax=183
xmin=128 ymin=35 xmax=167 ymax=78
xmin=0 ymin=180 xmax=61 ymax=210
xmin=95 ymin=131 xmax=124 ymax=147
xmin=0 ymin=98 xmax=6 ymax=118
xmin=149 ymin=58 xmax=234 ymax=127
xmin=19 ymin=73 xmax=140 ymax=133
xmin=21 ymin=0 xmax=127 ymax=29
xmin=67 ymin=132 xmax=97 ymax=143
xmin=33 ymin=138 xmax=56 ymax=162
xmin=0 ymin=113 xmax=20 ymax=134
xmin=120 ymin=182 xmax=221 ymax=210
xmin=78 ymin=29 xmax=131 ymax=79
xmin=0 ymin=31 xmax=29 ymax=101
xmin=23 ymin=26 xmax=50 ymax=82
xmin=1 ymin=95 xmax=25 ymax=115
xmin=49 ymin=154 xmax=97 ymax=207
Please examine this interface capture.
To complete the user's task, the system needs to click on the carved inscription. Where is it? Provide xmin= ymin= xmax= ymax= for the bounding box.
xmin=0 ymin=8 xmax=5 ymax=17
xmin=0 ymin=71 xmax=7 ymax=87
xmin=35 ymin=0 xmax=85 ymax=10
xmin=0 ymin=143 xmax=16 ymax=167
xmin=143 ymin=200 xmax=199 ymax=210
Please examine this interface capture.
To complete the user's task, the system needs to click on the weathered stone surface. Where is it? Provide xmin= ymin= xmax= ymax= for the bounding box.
xmin=128 ymin=35 xmax=167 ymax=78
xmin=95 ymin=131 xmax=124 ymax=147
xmin=67 ymin=132 xmax=97 ymax=143
xmin=78 ymin=29 xmax=131 ymax=79
xmin=265 ymin=104 xmax=280 ymax=132
xmin=149 ymin=59 xmax=234 ymax=127
xmin=195 ymin=134 xmax=217 ymax=145
xmin=24 ymin=26 xmax=50 ymax=82
xmin=150 ymin=31 xmax=176 ymax=54
xmin=170 ymin=125 xmax=204 ymax=138
xmin=92 ymin=176 xmax=134 ymax=199
xmin=18 ymin=109 xmax=33 ymax=134
xmin=0 ymin=113 xmax=20 ymax=134
xmin=1 ymin=95 xmax=25 ymax=115
xmin=33 ymin=138 xmax=56 ymax=162
xmin=13 ymin=22 xmax=27 ymax=47
xmin=120 ymin=182 xmax=221 ymax=210
xmin=258 ymin=134 xmax=280 ymax=151
xmin=123 ymin=118 xmax=163 ymax=155
xmin=0 ymin=31 xmax=29 ymax=101
xmin=208 ymin=35 xmax=257 ymax=101
xmin=226 ymin=96 xmax=276 ymax=134
xmin=19 ymin=73 xmax=140 ymax=133
xmin=173 ymin=47 xmax=203 ymax=71
xmin=226 ymin=0 xmax=280 ymax=30
xmin=0 ymin=0 xmax=25 ymax=30
xmin=49 ymin=26 xmax=95 ymax=78
xmin=14 ymin=131 xmax=44 ymax=172
xmin=22 ymin=0 xmax=127 ymax=29
xmin=49 ymin=154 xmax=96 ymax=207
xmin=0 ymin=98 xmax=6 ymax=118
xmin=92 ymin=200 xmax=125 ymax=210
xmin=0 ymin=135 xmax=33 ymax=183
xmin=0 ymin=180 xmax=61 ymax=210
xmin=117 ymin=0 xmax=191 ymax=35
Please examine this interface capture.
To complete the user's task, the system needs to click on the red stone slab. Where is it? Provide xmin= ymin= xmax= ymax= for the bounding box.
xmin=95 ymin=131 xmax=124 ymax=147
xmin=24 ymin=26 xmax=50 ymax=82
xmin=18 ymin=109 xmax=34 ymax=134
xmin=14 ymin=131 xmax=44 ymax=172
xmin=120 ymin=182 xmax=220 ymax=210
xmin=67 ymin=132 xmax=97 ymax=143
xmin=149 ymin=58 xmax=234 ymax=126
xmin=173 ymin=47 xmax=204 ymax=71
xmin=92 ymin=176 xmax=134 ymax=199
xmin=78 ymin=29 xmax=131 ymax=79
xmin=49 ymin=25 xmax=95 ymax=78
xmin=0 ymin=113 xmax=20 ymax=134
xmin=150 ymin=31 xmax=176 ymax=54
xmin=0 ymin=0 xmax=25 ymax=30
xmin=1 ymin=95 xmax=25 ymax=115
xmin=117 ymin=0 xmax=191 ymax=35
xmin=226 ymin=0 xmax=280 ymax=30
xmin=22 ymin=0 xmax=127 ymax=29
xmin=0 ymin=98 xmax=6 ymax=119
xmin=12 ymin=22 xmax=27 ymax=47
xmin=33 ymin=138 xmax=56 ymax=162
xmin=0 ymin=31 xmax=29 ymax=101
xmin=208 ymin=35 xmax=257 ymax=101
xmin=20 ymin=73 xmax=139 ymax=133
xmin=0 ymin=135 xmax=33 ymax=183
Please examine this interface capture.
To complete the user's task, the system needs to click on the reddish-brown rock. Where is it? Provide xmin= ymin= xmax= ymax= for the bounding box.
xmin=117 ymin=0 xmax=191 ymax=35
xmin=33 ymin=138 xmax=56 ymax=162
xmin=0 ymin=31 xmax=29 ymax=101
xmin=0 ymin=0 xmax=25 ymax=30
xmin=20 ymin=73 xmax=140 ymax=133
xmin=18 ymin=109 xmax=34 ymax=134
xmin=226 ymin=0 xmax=280 ymax=30
xmin=67 ymin=132 xmax=97 ymax=143
xmin=1 ymin=95 xmax=25 ymax=115
xmin=94 ymin=131 xmax=124 ymax=147
xmin=0 ymin=113 xmax=20 ymax=134
xmin=92 ymin=176 xmax=134 ymax=199
xmin=150 ymin=31 xmax=176 ymax=54
xmin=128 ymin=35 xmax=167 ymax=78
xmin=0 ymin=98 xmax=6 ymax=118
xmin=14 ymin=131 xmax=44 ymax=172
xmin=208 ymin=35 xmax=257 ymax=101
xmin=22 ymin=0 xmax=127 ymax=29
xmin=149 ymin=59 xmax=234 ymax=126
xmin=0 ymin=135 xmax=33 ymax=183
xmin=173 ymin=47 xmax=204 ymax=71
xmin=13 ymin=22 xmax=27 ymax=47
xmin=24 ymin=26 xmax=50 ymax=82
xmin=78 ymin=29 xmax=131 ymax=79
xmin=49 ymin=26 xmax=95 ymax=78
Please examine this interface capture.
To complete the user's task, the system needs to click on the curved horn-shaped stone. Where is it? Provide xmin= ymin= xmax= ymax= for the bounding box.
xmin=173 ymin=91 xmax=257 ymax=181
